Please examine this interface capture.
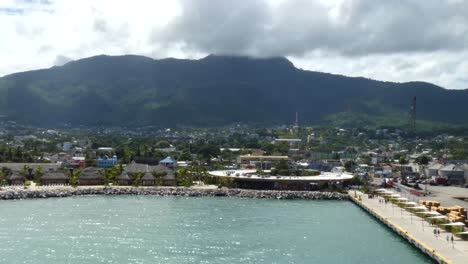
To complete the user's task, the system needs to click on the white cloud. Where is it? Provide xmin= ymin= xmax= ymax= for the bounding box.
xmin=0 ymin=0 xmax=467 ymax=89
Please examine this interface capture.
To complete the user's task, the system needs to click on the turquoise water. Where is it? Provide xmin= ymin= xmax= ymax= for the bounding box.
xmin=0 ymin=196 xmax=434 ymax=264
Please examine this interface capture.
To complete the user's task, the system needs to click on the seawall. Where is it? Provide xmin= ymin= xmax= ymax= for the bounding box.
xmin=0 ymin=187 xmax=349 ymax=200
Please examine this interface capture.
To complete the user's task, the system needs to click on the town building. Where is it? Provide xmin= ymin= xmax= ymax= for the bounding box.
xmin=439 ymin=164 xmax=465 ymax=185
xmin=159 ymin=156 xmax=176 ymax=168
xmin=78 ymin=167 xmax=104 ymax=185
xmin=8 ymin=172 xmax=25 ymax=185
xmin=117 ymin=161 xmax=176 ymax=186
xmin=97 ymin=155 xmax=118 ymax=168
xmin=273 ymin=138 xmax=302 ymax=146
xmin=237 ymin=155 xmax=289 ymax=170
xmin=209 ymin=170 xmax=353 ymax=191
xmin=41 ymin=172 xmax=69 ymax=185
xmin=0 ymin=163 xmax=62 ymax=173
xmin=70 ymin=157 xmax=86 ymax=168
xmin=425 ymin=163 xmax=444 ymax=177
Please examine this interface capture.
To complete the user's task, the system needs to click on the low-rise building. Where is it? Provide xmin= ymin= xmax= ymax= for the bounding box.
xmin=237 ymin=155 xmax=289 ymax=170
xmin=8 ymin=172 xmax=25 ymax=185
xmin=70 ymin=157 xmax=86 ymax=168
xmin=117 ymin=161 xmax=176 ymax=186
xmin=41 ymin=172 xmax=69 ymax=185
xmin=97 ymin=155 xmax=118 ymax=168
xmin=160 ymin=157 xmax=176 ymax=169
xmin=439 ymin=164 xmax=465 ymax=185
xmin=78 ymin=167 xmax=104 ymax=185
xmin=425 ymin=163 xmax=444 ymax=177
xmin=273 ymin=138 xmax=302 ymax=145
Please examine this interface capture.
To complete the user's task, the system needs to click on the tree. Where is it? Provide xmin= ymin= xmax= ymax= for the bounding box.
xmin=153 ymin=171 xmax=167 ymax=186
xmin=197 ymin=144 xmax=220 ymax=163
xmin=416 ymin=155 xmax=430 ymax=165
xmin=351 ymin=175 xmax=365 ymax=186
xmin=68 ymin=169 xmax=81 ymax=187
xmin=20 ymin=165 xmax=30 ymax=177
xmin=177 ymin=168 xmax=193 ymax=187
xmin=0 ymin=170 xmax=6 ymax=186
xmin=332 ymin=152 xmax=341 ymax=160
xmin=275 ymin=142 xmax=289 ymax=155
xmin=132 ymin=172 xmax=142 ymax=187
xmin=344 ymin=160 xmax=356 ymax=172
xmin=399 ymin=156 xmax=408 ymax=165
xmin=34 ymin=166 xmax=44 ymax=185
xmin=100 ymin=167 xmax=120 ymax=186
xmin=155 ymin=140 xmax=171 ymax=148
xmin=179 ymin=152 xmax=192 ymax=161
xmin=360 ymin=155 xmax=371 ymax=165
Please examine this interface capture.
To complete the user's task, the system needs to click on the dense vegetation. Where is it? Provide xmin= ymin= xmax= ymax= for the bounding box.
xmin=0 ymin=54 xmax=467 ymax=127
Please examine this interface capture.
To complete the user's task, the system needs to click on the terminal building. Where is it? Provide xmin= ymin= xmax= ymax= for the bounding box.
xmin=237 ymin=155 xmax=289 ymax=170
xmin=209 ymin=169 xmax=353 ymax=191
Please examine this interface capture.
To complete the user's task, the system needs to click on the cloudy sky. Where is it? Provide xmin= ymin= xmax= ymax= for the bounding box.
xmin=1 ymin=0 xmax=468 ymax=89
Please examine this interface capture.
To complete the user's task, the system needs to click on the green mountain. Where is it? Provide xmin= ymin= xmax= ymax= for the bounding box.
xmin=0 ymin=54 xmax=467 ymax=127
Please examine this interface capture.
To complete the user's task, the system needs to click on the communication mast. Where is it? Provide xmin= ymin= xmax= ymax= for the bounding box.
xmin=295 ymin=111 xmax=299 ymax=127
xmin=409 ymin=96 xmax=416 ymax=131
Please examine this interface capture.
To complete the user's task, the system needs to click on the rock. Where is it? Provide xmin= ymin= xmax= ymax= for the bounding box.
xmin=0 ymin=187 xmax=349 ymax=201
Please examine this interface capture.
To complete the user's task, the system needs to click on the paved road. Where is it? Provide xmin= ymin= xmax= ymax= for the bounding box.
xmin=425 ymin=185 xmax=468 ymax=208
xmin=372 ymin=177 xmax=468 ymax=208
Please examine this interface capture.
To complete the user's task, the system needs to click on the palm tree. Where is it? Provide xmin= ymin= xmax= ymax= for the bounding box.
xmin=68 ymin=169 xmax=81 ymax=187
xmin=34 ymin=166 xmax=44 ymax=185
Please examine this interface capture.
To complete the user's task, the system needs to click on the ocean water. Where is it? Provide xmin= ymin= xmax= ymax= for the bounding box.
xmin=0 ymin=196 xmax=434 ymax=264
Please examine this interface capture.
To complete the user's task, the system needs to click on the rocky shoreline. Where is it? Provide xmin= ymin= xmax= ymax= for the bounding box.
xmin=0 ymin=186 xmax=349 ymax=200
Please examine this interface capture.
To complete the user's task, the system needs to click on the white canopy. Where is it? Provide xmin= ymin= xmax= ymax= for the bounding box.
xmin=406 ymin=206 xmax=427 ymax=210
xmin=395 ymin=197 xmax=409 ymax=201
xmin=457 ymin=231 xmax=468 ymax=235
xmin=376 ymin=189 xmax=387 ymax=192
xmin=402 ymin=202 xmax=417 ymax=205
xmin=389 ymin=194 xmax=401 ymax=198
xmin=419 ymin=211 xmax=440 ymax=215
xmin=441 ymin=222 xmax=465 ymax=226
xmin=428 ymin=215 xmax=448 ymax=219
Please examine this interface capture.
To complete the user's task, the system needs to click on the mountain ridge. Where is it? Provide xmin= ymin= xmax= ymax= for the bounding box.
xmin=0 ymin=54 xmax=467 ymax=126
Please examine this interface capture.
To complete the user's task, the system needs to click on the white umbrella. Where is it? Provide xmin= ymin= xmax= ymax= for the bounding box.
xmin=376 ymin=189 xmax=387 ymax=192
xmin=389 ymin=194 xmax=401 ymax=198
xmin=428 ymin=215 xmax=448 ymax=219
xmin=457 ymin=231 xmax=468 ymax=235
xmin=441 ymin=222 xmax=465 ymax=226
xmin=402 ymin=202 xmax=417 ymax=205
xmin=395 ymin=197 xmax=409 ymax=201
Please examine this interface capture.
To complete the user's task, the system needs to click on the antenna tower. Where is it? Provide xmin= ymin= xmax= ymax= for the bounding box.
xmin=409 ymin=96 xmax=416 ymax=131
xmin=295 ymin=111 xmax=299 ymax=127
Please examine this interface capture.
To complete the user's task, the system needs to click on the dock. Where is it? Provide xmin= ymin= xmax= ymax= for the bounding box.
xmin=349 ymin=191 xmax=468 ymax=264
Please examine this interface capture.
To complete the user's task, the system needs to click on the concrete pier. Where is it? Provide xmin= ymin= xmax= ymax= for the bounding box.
xmin=349 ymin=191 xmax=468 ymax=264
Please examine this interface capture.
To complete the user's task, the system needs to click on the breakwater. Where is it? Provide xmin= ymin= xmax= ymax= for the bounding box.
xmin=0 ymin=187 xmax=349 ymax=200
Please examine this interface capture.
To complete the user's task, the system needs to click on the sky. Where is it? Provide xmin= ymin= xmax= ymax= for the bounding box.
xmin=1 ymin=0 xmax=468 ymax=89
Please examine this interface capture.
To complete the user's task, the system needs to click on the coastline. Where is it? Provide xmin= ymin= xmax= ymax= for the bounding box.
xmin=0 ymin=186 xmax=349 ymax=201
